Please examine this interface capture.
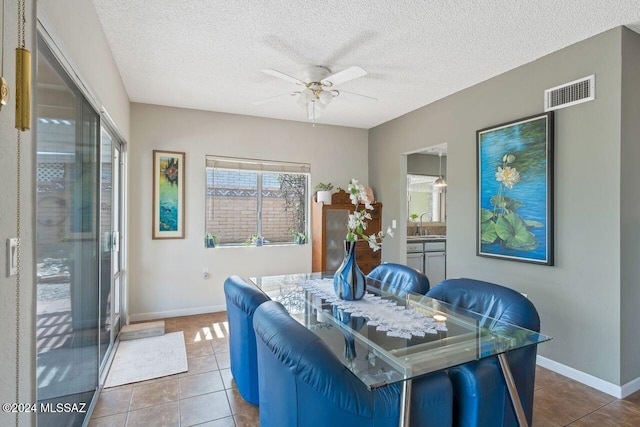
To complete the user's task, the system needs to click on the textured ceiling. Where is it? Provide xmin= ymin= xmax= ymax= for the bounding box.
xmin=91 ymin=0 xmax=640 ymax=129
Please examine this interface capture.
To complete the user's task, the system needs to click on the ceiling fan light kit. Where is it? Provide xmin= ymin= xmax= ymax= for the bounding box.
xmin=256 ymin=65 xmax=377 ymax=124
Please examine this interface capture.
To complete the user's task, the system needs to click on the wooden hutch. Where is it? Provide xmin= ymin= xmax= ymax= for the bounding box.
xmin=311 ymin=189 xmax=383 ymax=274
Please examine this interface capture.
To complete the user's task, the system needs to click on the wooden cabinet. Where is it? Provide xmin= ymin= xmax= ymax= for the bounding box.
xmin=312 ymin=190 xmax=382 ymax=274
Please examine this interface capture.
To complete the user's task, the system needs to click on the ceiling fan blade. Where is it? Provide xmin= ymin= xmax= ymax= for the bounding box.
xmin=334 ymin=90 xmax=377 ymax=104
xmin=252 ymin=92 xmax=298 ymax=105
xmin=262 ymin=69 xmax=306 ymax=85
xmin=321 ymin=66 xmax=367 ymax=86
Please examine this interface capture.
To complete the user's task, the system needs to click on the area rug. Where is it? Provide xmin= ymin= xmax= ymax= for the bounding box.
xmin=104 ymin=331 xmax=188 ymax=388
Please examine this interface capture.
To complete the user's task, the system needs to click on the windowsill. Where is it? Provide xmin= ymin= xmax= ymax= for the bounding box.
xmin=206 ymin=243 xmax=308 ymax=249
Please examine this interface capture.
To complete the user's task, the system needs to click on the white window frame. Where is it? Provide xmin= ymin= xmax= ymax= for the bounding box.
xmin=205 ymin=156 xmax=311 ymax=246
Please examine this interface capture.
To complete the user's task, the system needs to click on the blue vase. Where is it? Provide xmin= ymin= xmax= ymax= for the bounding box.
xmin=333 ymin=306 xmax=367 ymax=360
xmin=333 ymin=241 xmax=366 ymax=300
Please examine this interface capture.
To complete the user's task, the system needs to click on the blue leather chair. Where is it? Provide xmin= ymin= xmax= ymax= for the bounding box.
xmin=253 ymin=300 xmax=453 ymax=427
xmin=426 ymin=278 xmax=541 ymax=427
xmin=367 ymin=263 xmax=430 ymax=296
xmin=223 ymin=275 xmax=269 ymax=405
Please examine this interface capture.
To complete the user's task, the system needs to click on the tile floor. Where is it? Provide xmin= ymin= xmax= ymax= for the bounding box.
xmin=89 ymin=312 xmax=640 ymax=426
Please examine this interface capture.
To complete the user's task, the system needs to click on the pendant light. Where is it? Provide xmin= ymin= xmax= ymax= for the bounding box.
xmin=433 ymin=150 xmax=447 ymax=188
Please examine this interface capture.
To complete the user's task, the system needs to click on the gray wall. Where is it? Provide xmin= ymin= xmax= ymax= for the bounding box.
xmin=620 ymin=27 xmax=640 ymax=384
xmin=129 ymin=103 xmax=369 ymax=320
xmin=0 ymin=2 xmax=36 ymax=426
xmin=370 ymin=28 xmax=628 ymax=385
xmin=407 ymin=153 xmax=447 ymax=177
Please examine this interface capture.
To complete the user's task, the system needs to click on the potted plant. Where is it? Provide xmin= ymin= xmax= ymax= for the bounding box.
xmin=291 ymin=230 xmax=306 ymax=245
xmin=205 ymin=233 xmax=220 ymax=248
xmin=409 ymin=213 xmax=419 ymax=222
xmin=314 ymin=182 xmax=334 ymax=205
xmin=244 ymin=234 xmax=264 ymax=246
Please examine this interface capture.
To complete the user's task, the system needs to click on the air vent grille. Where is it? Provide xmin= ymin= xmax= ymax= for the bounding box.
xmin=544 ymin=75 xmax=595 ymax=112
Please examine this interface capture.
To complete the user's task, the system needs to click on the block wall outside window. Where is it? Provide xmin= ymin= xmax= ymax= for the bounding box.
xmin=205 ymin=162 xmax=309 ymax=246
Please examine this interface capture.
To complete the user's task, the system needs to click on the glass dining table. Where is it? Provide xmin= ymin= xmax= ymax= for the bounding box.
xmin=248 ymin=272 xmax=550 ymax=427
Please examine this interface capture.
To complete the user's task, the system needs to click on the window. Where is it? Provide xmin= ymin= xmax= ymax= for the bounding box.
xmin=205 ymin=156 xmax=310 ymax=246
xmin=407 ymin=174 xmax=446 ymax=223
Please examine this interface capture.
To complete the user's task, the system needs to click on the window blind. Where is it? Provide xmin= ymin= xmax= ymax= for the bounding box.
xmin=206 ymin=156 xmax=310 ymax=174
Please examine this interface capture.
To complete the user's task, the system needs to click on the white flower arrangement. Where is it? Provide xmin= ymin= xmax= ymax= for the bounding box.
xmin=346 ymin=179 xmax=393 ymax=252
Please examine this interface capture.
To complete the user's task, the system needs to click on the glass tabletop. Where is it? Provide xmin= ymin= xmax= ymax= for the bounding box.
xmin=248 ymin=272 xmax=551 ymax=390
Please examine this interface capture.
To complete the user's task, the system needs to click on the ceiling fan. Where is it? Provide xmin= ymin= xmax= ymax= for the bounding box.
xmin=253 ymin=65 xmax=377 ymax=122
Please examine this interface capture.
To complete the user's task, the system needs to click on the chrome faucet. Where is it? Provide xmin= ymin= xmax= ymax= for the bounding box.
xmin=419 ymin=212 xmax=429 ymax=236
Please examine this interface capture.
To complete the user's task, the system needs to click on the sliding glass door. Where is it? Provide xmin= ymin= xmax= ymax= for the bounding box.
xmin=99 ymin=127 xmax=124 ymax=370
xmin=36 ymin=33 xmax=126 ymax=426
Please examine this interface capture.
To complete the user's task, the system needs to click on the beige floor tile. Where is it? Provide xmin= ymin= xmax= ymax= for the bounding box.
xmin=179 ymin=370 xmax=225 ymax=399
xmin=185 ymin=340 xmax=214 ymax=358
xmin=87 ymin=412 xmax=127 ymax=427
xmin=532 ymin=407 xmax=563 ymax=426
xmin=226 ymin=387 xmax=259 ymax=416
xmin=235 ymin=412 xmax=261 ymax=427
xmin=180 ymin=391 xmax=232 ymax=426
xmin=126 ymin=401 xmax=180 ymax=427
xmin=182 ymin=327 xmax=214 ymax=345
xmin=196 ymin=416 xmax=236 ymax=427
xmin=181 ymin=354 xmax=218 ymax=377
xmin=534 ymin=379 xmax=615 ymax=425
xmin=211 ymin=337 xmax=230 ymax=354
xmin=219 ymin=368 xmax=234 ymax=390
xmin=569 ymin=400 xmax=640 ymax=426
xmin=215 ymin=351 xmax=231 ymax=369
xmin=129 ymin=378 xmax=179 ymax=410
xmin=91 ymin=387 xmax=132 ymax=418
xmin=535 ymin=365 xmax=567 ymax=390
xmin=624 ymin=389 xmax=640 ymax=406
xmin=209 ymin=311 xmax=229 ymax=323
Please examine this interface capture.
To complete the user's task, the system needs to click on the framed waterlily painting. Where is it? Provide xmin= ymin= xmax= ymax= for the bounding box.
xmin=476 ymin=112 xmax=554 ymax=265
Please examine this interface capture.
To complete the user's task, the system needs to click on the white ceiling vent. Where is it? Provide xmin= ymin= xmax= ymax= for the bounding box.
xmin=544 ymin=75 xmax=595 ymax=112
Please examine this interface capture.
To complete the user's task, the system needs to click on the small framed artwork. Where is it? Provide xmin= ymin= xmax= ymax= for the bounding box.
xmin=153 ymin=150 xmax=185 ymax=239
xmin=476 ymin=112 xmax=554 ymax=265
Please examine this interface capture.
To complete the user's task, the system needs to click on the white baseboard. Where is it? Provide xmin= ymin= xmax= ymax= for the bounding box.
xmin=621 ymin=374 xmax=640 ymax=399
xmin=537 ymin=356 xmax=640 ymax=398
xmin=129 ymin=304 xmax=227 ymax=323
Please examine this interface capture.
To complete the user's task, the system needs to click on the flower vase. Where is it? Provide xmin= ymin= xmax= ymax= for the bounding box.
xmin=333 ymin=240 xmax=366 ymax=301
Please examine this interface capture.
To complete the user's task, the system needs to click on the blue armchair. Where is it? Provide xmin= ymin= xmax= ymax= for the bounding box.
xmin=367 ymin=263 xmax=430 ymax=296
xmin=253 ymin=300 xmax=453 ymax=427
xmin=426 ymin=278 xmax=541 ymax=427
xmin=223 ymin=275 xmax=269 ymax=405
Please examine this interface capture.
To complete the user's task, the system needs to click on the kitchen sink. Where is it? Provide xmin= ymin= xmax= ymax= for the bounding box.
xmin=407 ymin=235 xmax=446 ymax=240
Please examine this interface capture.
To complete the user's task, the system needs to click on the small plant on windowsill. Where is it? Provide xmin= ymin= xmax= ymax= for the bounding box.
xmin=205 ymin=233 xmax=220 ymax=248
xmin=244 ymin=234 xmax=264 ymax=246
xmin=409 ymin=213 xmax=419 ymax=222
xmin=291 ymin=230 xmax=306 ymax=245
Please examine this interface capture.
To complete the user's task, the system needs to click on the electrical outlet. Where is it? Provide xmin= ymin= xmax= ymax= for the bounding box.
xmin=392 ymin=220 xmax=397 ymax=229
